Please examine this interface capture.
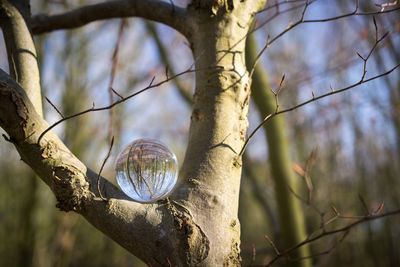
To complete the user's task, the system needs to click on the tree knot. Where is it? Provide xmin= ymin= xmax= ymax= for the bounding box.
xmin=164 ymin=199 xmax=210 ymax=265
xmin=52 ymin=165 xmax=91 ymax=212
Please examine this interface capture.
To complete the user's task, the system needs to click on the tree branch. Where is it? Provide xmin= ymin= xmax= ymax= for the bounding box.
xmin=38 ymin=65 xmax=197 ymax=142
xmin=249 ymin=2 xmax=400 ymax=76
xmin=30 ymin=0 xmax=191 ymax=38
xmin=239 ymin=62 xmax=400 ymax=156
xmin=240 ymin=22 xmax=400 ymax=156
xmin=0 ymin=69 xmax=198 ymax=266
xmin=146 ymin=21 xmax=193 ymax=104
xmin=0 ymin=0 xmax=43 ymax=115
xmin=264 ymin=208 xmax=400 ymax=266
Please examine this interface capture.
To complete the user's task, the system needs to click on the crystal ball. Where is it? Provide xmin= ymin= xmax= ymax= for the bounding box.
xmin=115 ymin=139 xmax=178 ymax=202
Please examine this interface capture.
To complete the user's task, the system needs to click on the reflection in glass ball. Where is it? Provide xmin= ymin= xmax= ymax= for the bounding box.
xmin=115 ymin=139 xmax=178 ymax=202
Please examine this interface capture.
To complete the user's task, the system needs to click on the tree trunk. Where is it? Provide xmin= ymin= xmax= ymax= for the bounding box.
xmin=245 ymin=35 xmax=311 ymax=267
xmin=170 ymin=2 xmax=265 ymax=265
xmin=0 ymin=0 xmax=267 ymax=266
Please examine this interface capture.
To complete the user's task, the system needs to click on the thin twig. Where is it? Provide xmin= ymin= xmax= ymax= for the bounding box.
xmin=264 ymin=208 xmax=400 ymax=266
xmin=145 ymin=22 xmax=193 ymax=104
xmin=257 ymin=0 xmax=309 ymax=14
xmin=240 ymin=62 xmax=399 ymax=156
xmin=220 ymin=0 xmax=398 ymax=75
xmin=301 ymin=2 xmax=399 ymax=23
xmin=249 ymin=1 xmax=399 ymax=74
xmin=38 ymin=2 xmax=399 ymax=144
xmin=37 ymin=65 xmax=202 ymax=142
xmin=272 ymin=74 xmax=285 ymax=112
xmin=282 ymin=230 xmax=348 ymax=263
xmin=358 ymin=193 xmax=370 ymax=215
xmin=107 ymin=19 xmax=127 ymax=141
xmin=97 ymin=136 xmax=114 ymax=201
xmin=264 ymin=234 xmax=281 ymax=256
xmin=239 ymin=26 xmax=398 ymax=156
xmin=45 ymin=96 xmax=64 ymax=118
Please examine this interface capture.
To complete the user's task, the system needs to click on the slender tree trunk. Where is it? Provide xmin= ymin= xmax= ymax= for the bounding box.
xmin=245 ymin=35 xmax=311 ymax=267
xmin=16 ymin=176 xmax=37 ymax=267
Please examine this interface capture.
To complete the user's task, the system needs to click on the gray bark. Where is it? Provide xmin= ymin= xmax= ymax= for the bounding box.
xmin=0 ymin=0 xmax=42 ymax=115
xmin=0 ymin=0 xmax=267 ymax=265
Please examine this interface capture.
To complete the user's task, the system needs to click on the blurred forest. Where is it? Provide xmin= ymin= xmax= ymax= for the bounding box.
xmin=0 ymin=0 xmax=399 ymax=266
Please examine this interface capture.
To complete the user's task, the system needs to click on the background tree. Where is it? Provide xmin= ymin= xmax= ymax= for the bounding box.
xmin=0 ymin=0 xmax=399 ymax=266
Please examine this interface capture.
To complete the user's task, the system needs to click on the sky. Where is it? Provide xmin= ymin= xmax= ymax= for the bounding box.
xmin=0 ymin=0 xmax=399 ymax=172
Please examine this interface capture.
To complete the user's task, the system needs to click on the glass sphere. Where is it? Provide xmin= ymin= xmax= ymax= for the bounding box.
xmin=115 ymin=139 xmax=178 ymax=202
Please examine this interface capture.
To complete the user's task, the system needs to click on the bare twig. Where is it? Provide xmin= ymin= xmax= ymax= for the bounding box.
xmin=239 ymin=64 xmax=399 ymax=156
xmin=247 ymin=1 xmax=318 ymax=75
xmin=145 ymin=22 xmax=193 ymax=104
xmin=107 ymin=19 xmax=127 ymax=141
xmin=45 ymin=96 xmax=64 ymax=118
xmin=292 ymin=148 xmax=318 ymax=204
xmin=253 ymin=0 xmax=318 ymax=32
xmin=264 ymin=208 xmax=400 ymax=266
xmin=271 ymin=74 xmax=285 ymax=112
xmin=358 ymin=194 xmax=370 ymax=215
xmin=264 ymin=234 xmax=281 ymax=256
xmin=108 ymin=19 xmax=127 ymax=98
xmin=249 ymin=1 xmax=399 ymax=74
xmin=282 ymin=230 xmax=348 ymax=263
xmin=110 ymin=87 xmax=123 ymax=99
xmin=37 ymin=65 xmax=202 ymax=142
xmin=239 ymin=25 xmax=398 ymax=156
xmin=97 ymin=136 xmax=114 ymax=201
xmin=301 ymin=2 xmax=399 ymax=23
xmin=218 ymin=0 xmax=397 ymax=74
xmin=257 ymin=0 xmax=309 ymax=14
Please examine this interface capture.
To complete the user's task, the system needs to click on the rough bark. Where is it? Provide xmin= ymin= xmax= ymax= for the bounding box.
xmin=0 ymin=0 xmax=267 ymax=265
xmin=0 ymin=70 xmax=203 ymax=266
xmin=170 ymin=2 xmax=266 ymax=265
xmin=245 ymin=35 xmax=311 ymax=267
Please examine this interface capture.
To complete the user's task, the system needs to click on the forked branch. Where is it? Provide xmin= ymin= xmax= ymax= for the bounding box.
xmin=0 ymin=68 xmax=196 ymax=266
